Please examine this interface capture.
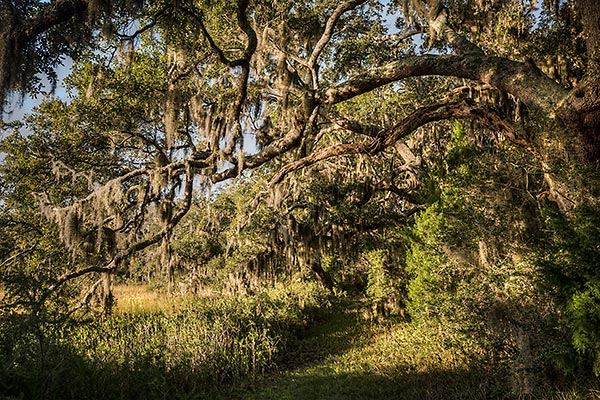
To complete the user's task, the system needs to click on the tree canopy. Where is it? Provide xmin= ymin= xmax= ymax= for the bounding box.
xmin=1 ymin=0 xmax=600 ymax=388
xmin=2 ymin=0 xmax=598 ymax=281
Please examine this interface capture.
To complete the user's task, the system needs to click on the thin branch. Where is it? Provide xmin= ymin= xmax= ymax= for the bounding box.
xmin=115 ymin=10 xmax=165 ymax=41
xmin=212 ymin=108 xmax=320 ymax=182
xmin=373 ymin=29 xmax=422 ymax=43
xmin=270 ymin=141 xmax=369 ymax=185
xmin=48 ymin=265 xmax=115 ymax=293
xmin=0 ymin=242 xmax=39 ymax=269
xmin=188 ymin=11 xmax=232 ymax=65
xmin=46 ymin=154 xmax=208 ymax=213
xmin=68 ymin=277 xmax=103 ymax=315
xmin=189 ymin=1 xmax=256 ymax=155
xmin=307 ymin=0 xmax=367 ymax=88
xmin=186 ymin=0 xmax=256 ymax=68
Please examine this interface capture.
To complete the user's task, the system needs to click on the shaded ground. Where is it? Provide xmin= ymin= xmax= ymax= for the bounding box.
xmin=224 ymin=305 xmax=497 ymax=400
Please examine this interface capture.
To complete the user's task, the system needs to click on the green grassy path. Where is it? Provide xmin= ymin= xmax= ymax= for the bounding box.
xmin=230 ymin=305 xmax=490 ymax=400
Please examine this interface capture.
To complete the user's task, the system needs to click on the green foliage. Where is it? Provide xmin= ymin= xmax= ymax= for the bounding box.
xmin=0 ymin=281 xmax=331 ymax=399
xmin=363 ymin=248 xmax=407 ymax=319
xmin=538 ymin=205 xmax=600 ymax=375
xmin=405 ymin=123 xmax=563 ymax=394
xmin=569 ymin=282 xmax=600 ymax=373
xmin=2 ymin=0 xmax=600 ymax=396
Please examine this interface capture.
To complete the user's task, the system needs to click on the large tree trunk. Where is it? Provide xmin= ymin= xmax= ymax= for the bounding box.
xmin=297 ymin=236 xmax=334 ymax=291
xmin=562 ymin=0 xmax=600 ymax=161
xmin=310 ymin=259 xmax=334 ymax=291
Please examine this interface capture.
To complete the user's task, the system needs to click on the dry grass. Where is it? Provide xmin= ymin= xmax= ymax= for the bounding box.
xmin=112 ymin=284 xmax=210 ymax=314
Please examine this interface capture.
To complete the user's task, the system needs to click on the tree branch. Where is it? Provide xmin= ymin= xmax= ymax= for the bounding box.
xmin=236 ymin=0 xmax=258 ymax=64
xmin=320 ymin=54 xmax=568 ymax=117
xmin=428 ymin=7 xmax=483 ymax=56
xmin=212 ymin=108 xmax=320 ymax=182
xmin=14 ymin=0 xmax=89 ymax=47
xmin=0 ymin=242 xmax=39 ymax=269
xmin=190 ymin=11 xmax=232 ymax=65
xmin=188 ymin=0 xmax=257 ymax=68
xmin=270 ymin=100 xmax=515 ymax=184
xmin=307 ymin=0 xmax=367 ymax=88
xmin=46 ymin=162 xmax=195 ymax=294
xmin=373 ymin=30 xmax=422 ymax=43
xmin=321 ymin=110 xmax=382 ymax=138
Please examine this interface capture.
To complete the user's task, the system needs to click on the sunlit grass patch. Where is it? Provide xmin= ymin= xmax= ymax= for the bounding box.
xmin=240 ymin=311 xmax=490 ymax=400
xmin=552 ymin=389 xmax=600 ymax=400
xmin=111 ymin=283 xmax=212 ymax=314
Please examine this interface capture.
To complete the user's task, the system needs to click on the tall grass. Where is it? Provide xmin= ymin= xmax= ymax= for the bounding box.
xmin=0 ymin=281 xmax=330 ymax=400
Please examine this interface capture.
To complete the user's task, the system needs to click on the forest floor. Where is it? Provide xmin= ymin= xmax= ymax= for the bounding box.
xmin=226 ymin=303 xmax=499 ymax=400
xmin=110 ymin=285 xmax=596 ymax=400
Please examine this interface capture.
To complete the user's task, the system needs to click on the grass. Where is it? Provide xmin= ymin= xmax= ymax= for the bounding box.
xmin=233 ymin=305 xmax=493 ymax=400
xmin=234 ymin=301 xmax=600 ymax=400
xmin=111 ymin=283 xmax=209 ymax=314
xmin=0 ymin=281 xmax=332 ymax=400
xmin=3 ymin=284 xmax=599 ymax=400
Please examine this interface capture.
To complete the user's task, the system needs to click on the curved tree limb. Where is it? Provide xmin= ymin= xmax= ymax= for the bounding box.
xmin=190 ymin=11 xmax=231 ymax=65
xmin=212 ymin=108 xmax=320 ymax=182
xmin=189 ymin=0 xmax=257 ymax=155
xmin=236 ymin=0 xmax=258 ymax=64
xmin=0 ymin=242 xmax=39 ymax=269
xmin=47 ymin=161 xmax=195 ymax=295
xmin=374 ymin=29 xmax=422 ymax=43
xmin=321 ymin=110 xmax=382 ymax=138
xmin=188 ymin=0 xmax=257 ymax=68
xmin=12 ymin=0 xmax=88 ymax=47
xmin=320 ymin=54 xmax=568 ymax=117
xmin=307 ymin=0 xmax=367 ymax=89
xmin=270 ymin=99 xmax=515 ymax=184
xmin=1 ymin=0 xmax=88 ymax=107
xmin=230 ymin=0 xmax=258 ymax=127
xmin=428 ymin=7 xmax=484 ymax=56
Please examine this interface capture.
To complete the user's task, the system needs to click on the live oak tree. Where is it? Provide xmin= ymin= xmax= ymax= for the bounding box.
xmin=1 ymin=0 xmax=596 ymax=284
xmin=1 ymin=2 xmax=600 ymax=395
xmin=1 ymin=0 xmax=600 ymax=378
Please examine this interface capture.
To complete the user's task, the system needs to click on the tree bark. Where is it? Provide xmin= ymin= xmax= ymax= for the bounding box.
xmin=320 ymin=55 xmax=568 ymax=116
xmin=100 ymin=272 xmax=113 ymax=316
xmin=311 ymin=261 xmax=334 ymax=291
xmin=14 ymin=0 xmax=89 ymax=47
xmin=577 ymin=0 xmax=600 ymax=69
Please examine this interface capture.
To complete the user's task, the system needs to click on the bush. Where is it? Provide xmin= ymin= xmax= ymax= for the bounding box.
xmin=538 ymin=205 xmax=600 ymax=376
xmin=405 ymin=126 xmax=562 ymax=396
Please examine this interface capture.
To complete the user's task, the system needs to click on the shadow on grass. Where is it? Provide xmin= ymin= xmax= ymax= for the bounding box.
xmin=238 ymin=368 xmax=499 ymax=400
xmin=0 ymin=302 xmax=365 ymax=400
xmin=227 ymin=305 xmax=515 ymax=400
xmin=275 ymin=305 xmax=371 ymax=369
xmin=5 ymin=301 xmax=588 ymax=400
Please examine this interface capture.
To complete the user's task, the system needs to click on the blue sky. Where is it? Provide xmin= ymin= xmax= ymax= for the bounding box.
xmin=3 ymin=58 xmax=72 ymax=125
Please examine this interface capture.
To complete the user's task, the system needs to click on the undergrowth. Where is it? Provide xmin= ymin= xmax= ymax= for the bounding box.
xmin=2 ymin=283 xmax=599 ymax=400
xmin=238 ymin=306 xmax=600 ymax=400
xmin=0 ymin=281 xmax=330 ymax=400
